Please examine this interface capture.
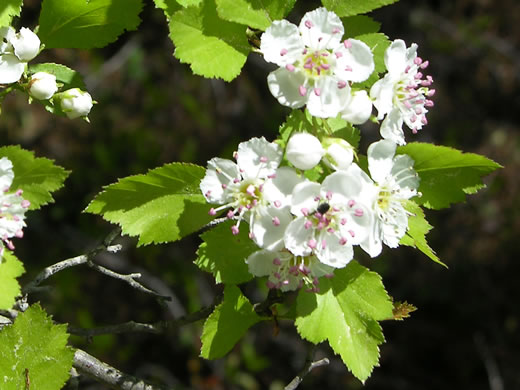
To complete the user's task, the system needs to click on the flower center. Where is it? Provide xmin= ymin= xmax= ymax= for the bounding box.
xmin=298 ymin=49 xmax=334 ymax=78
xmin=232 ymin=179 xmax=263 ymax=210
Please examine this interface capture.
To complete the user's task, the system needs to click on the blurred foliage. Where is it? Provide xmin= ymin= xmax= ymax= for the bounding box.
xmin=1 ymin=0 xmax=519 ymax=389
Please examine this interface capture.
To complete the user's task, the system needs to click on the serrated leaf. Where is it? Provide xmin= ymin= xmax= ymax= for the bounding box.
xmin=0 ymin=146 xmax=69 ymax=210
xmin=398 ymin=143 xmax=502 ymax=209
xmin=295 ymin=262 xmax=393 ymax=382
xmin=327 ymin=117 xmax=361 ymax=149
xmin=201 ymin=285 xmax=262 ymax=359
xmin=28 ymin=63 xmax=86 ymax=90
xmin=86 ymin=163 xmax=213 ymax=246
xmin=154 ymin=0 xmax=182 ymax=21
xmin=322 ymin=0 xmax=399 ymax=17
xmin=169 ymin=0 xmax=251 ymax=81
xmin=215 ymin=0 xmax=296 ymax=30
xmin=0 ymin=304 xmax=74 ymax=390
xmin=195 ymin=220 xmax=256 ymax=284
xmin=0 ymin=0 xmax=22 ymax=27
xmin=343 ymin=15 xmax=381 ymax=37
xmin=38 ymin=0 xmax=144 ymax=49
xmin=0 ymin=251 xmax=24 ymax=310
xmin=177 ymin=0 xmax=202 ymax=7
xmin=400 ymin=200 xmax=446 ymax=267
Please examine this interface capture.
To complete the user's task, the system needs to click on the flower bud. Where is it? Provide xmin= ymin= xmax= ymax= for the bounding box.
xmin=340 ymin=90 xmax=373 ymax=125
xmin=286 ymin=133 xmax=324 ymax=170
xmin=29 ymin=72 xmax=58 ymax=100
xmin=322 ymin=137 xmax=354 ymax=171
xmin=59 ymin=88 xmax=93 ymax=119
xmin=11 ymin=27 xmax=40 ymax=62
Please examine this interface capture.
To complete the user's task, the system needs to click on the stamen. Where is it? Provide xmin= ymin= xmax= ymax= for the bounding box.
xmin=280 ymin=48 xmax=288 ymax=56
xmin=308 ymin=238 xmax=317 ymax=249
xmin=337 ymin=80 xmax=347 ymax=89
xmin=286 ymin=64 xmax=295 ymax=72
xmin=231 ymin=225 xmax=239 ymax=235
xmin=304 ymin=20 xmax=313 ymax=29
xmin=272 ymin=216 xmax=280 ymax=226
xmin=209 ymin=208 xmax=217 ymax=216
xmin=343 ymin=39 xmax=352 ymax=49
xmin=354 ymin=208 xmax=364 ymax=217
xmin=274 ymin=200 xmax=282 ymax=208
xmin=314 ymin=88 xmax=321 ymax=96
xmin=273 ymin=257 xmax=281 ymax=266
xmin=299 ymin=85 xmax=307 ymax=96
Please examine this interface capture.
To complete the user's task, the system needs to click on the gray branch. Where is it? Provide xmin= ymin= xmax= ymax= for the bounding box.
xmin=284 ymin=345 xmax=330 ymax=390
xmin=74 ymin=349 xmax=173 ymax=390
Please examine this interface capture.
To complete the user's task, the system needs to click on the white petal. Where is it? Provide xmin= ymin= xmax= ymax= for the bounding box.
xmin=263 ymin=166 xmax=303 ymax=208
xmin=359 ymin=218 xmax=383 ymax=258
xmin=382 ymin=205 xmax=408 ymax=248
xmin=391 ymin=154 xmax=420 ymax=193
xmin=370 ymin=75 xmax=395 ymax=119
xmin=334 ymin=38 xmax=374 ymax=82
xmin=0 ymin=157 xmax=14 ymax=191
xmin=290 ymin=181 xmax=320 ymax=217
xmin=380 ymin=108 xmax=406 ymax=145
xmin=261 ymin=20 xmax=304 ymax=66
xmin=406 ymin=43 xmax=418 ymax=64
xmin=321 ymin=170 xmax=366 ymax=205
xmin=236 ymin=137 xmax=282 ymax=179
xmin=246 ymin=249 xmax=278 ymax=277
xmin=200 ymin=157 xmax=239 ymax=204
xmin=322 ymin=138 xmax=354 ymax=171
xmin=384 ymin=39 xmax=407 ymax=75
xmin=340 ymin=90 xmax=373 ymax=125
xmin=299 ymin=7 xmax=344 ymax=50
xmin=315 ymin=232 xmax=353 ymax=268
xmin=11 ymin=27 xmax=40 ymax=62
xmin=306 ymin=76 xmax=351 ymax=118
xmin=286 ymin=133 xmax=324 ymax=170
xmin=0 ymin=54 xmax=24 ymax=84
xmin=367 ymin=139 xmax=397 ymax=184
xmin=267 ymin=68 xmax=308 ymax=109
xmin=284 ymin=217 xmax=314 ymax=256
xmin=251 ymin=206 xmax=292 ymax=251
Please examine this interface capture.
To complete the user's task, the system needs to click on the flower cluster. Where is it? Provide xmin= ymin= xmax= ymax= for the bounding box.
xmin=0 ymin=25 xmax=93 ymax=120
xmin=200 ymin=135 xmax=419 ymax=292
xmin=260 ymin=8 xmax=434 ymax=145
xmin=0 ymin=157 xmax=30 ymax=261
xmin=200 ymin=7 xmax=433 ymax=292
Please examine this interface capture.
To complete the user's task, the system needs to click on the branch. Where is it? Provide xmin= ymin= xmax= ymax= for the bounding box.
xmin=69 ymin=293 xmax=223 ymax=338
xmin=23 ymin=228 xmax=121 ymax=294
xmin=74 ymin=348 xmax=173 ymax=390
xmin=284 ymin=345 xmax=329 ymax=390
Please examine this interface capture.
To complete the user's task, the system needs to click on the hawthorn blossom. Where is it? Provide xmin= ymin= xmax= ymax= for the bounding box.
xmin=0 ymin=157 xmax=30 ymax=260
xmin=29 ymin=72 xmax=58 ymax=100
xmin=321 ymin=137 xmax=355 ymax=171
xmin=246 ymin=249 xmax=334 ymax=292
xmin=284 ymin=172 xmax=376 ymax=268
xmin=340 ymin=89 xmax=373 ymax=125
xmin=345 ymin=140 xmax=420 ymax=256
xmin=370 ymin=39 xmax=435 ymax=145
xmin=58 ymin=88 xmax=93 ymax=120
xmin=0 ymin=27 xmax=40 ymax=84
xmin=200 ymin=137 xmax=302 ymax=250
xmin=260 ymin=7 xmax=374 ymax=118
xmin=286 ymin=132 xmax=324 ymax=170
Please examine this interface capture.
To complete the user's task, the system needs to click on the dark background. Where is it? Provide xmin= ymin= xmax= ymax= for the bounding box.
xmin=1 ymin=0 xmax=519 ymax=389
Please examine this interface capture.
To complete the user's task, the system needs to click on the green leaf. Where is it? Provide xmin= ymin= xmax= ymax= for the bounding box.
xmin=0 ymin=304 xmax=74 ymax=390
xmin=295 ymin=262 xmax=393 ymax=382
xmin=322 ymin=0 xmax=399 ymax=17
xmin=343 ymin=15 xmax=381 ymax=37
xmin=28 ymin=63 xmax=86 ymax=90
xmin=201 ymin=285 xmax=262 ymax=359
xmin=195 ymin=220 xmax=256 ymax=284
xmin=38 ymin=0 xmax=144 ymax=49
xmin=0 ymin=251 xmax=24 ymax=310
xmin=177 ymin=0 xmax=202 ymax=7
xmin=215 ymin=0 xmax=296 ymax=30
xmin=154 ymin=0 xmax=182 ymax=21
xmin=169 ymin=0 xmax=251 ymax=81
xmin=400 ymin=200 xmax=446 ymax=267
xmin=0 ymin=0 xmax=22 ymax=27
xmin=86 ymin=163 xmax=213 ymax=246
xmin=0 ymin=146 xmax=70 ymax=210
xmin=398 ymin=143 xmax=502 ymax=209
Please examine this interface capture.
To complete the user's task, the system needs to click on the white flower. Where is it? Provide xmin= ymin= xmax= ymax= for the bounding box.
xmin=370 ymin=39 xmax=435 ymax=145
xmin=260 ymin=7 xmax=374 ymax=118
xmin=246 ymin=249 xmax=334 ymax=292
xmin=340 ymin=89 xmax=373 ymax=125
xmin=0 ymin=26 xmax=41 ymax=84
xmin=200 ymin=137 xmax=302 ymax=251
xmin=286 ymin=132 xmax=324 ymax=170
xmin=321 ymin=137 xmax=354 ymax=171
xmin=29 ymin=72 xmax=58 ymax=100
xmin=59 ymin=88 xmax=93 ymax=119
xmin=345 ymin=140 xmax=420 ymax=256
xmin=0 ymin=157 xmax=30 ymax=260
xmin=284 ymin=172 xmax=376 ymax=268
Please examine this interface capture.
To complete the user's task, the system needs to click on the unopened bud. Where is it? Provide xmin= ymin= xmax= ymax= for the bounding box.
xmin=29 ymin=72 xmax=58 ymax=100
xmin=59 ymin=88 xmax=93 ymax=119
xmin=11 ymin=27 xmax=40 ymax=62
xmin=322 ymin=137 xmax=354 ymax=171
xmin=286 ymin=133 xmax=324 ymax=170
